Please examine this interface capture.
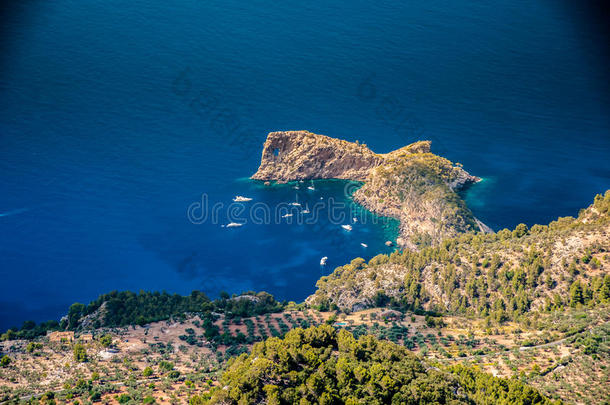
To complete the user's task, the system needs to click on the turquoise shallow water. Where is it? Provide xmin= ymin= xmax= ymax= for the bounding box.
xmin=0 ymin=0 xmax=609 ymax=328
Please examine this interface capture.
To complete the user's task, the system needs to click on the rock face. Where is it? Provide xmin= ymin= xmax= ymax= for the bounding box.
xmin=251 ymin=131 xmax=382 ymax=181
xmin=252 ymin=130 xmax=485 ymax=249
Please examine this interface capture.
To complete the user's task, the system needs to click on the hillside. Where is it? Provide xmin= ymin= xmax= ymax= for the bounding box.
xmin=308 ymin=191 xmax=610 ymax=319
xmin=252 ymin=131 xmax=486 ymax=249
xmin=1 ymin=168 xmax=608 ymax=403
xmin=3 ymin=304 xmax=607 ymax=404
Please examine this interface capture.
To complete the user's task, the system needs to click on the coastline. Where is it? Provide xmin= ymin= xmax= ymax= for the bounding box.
xmin=252 ymin=130 xmax=487 ymax=249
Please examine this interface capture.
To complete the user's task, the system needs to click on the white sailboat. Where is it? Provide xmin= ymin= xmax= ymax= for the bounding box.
xmin=290 ymin=194 xmax=301 ymax=207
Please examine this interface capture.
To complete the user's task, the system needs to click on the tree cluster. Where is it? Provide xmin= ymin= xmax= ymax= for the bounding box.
xmin=209 ymin=325 xmax=556 ymax=405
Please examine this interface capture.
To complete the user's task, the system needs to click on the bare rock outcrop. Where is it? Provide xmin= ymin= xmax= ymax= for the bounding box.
xmin=252 ymin=130 xmax=382 ymax=181
xmin=252 ymin=130 xmax=485 ymax=248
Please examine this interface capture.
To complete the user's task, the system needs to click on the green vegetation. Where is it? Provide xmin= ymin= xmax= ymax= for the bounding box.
xmin=73 ymin=344 xmax=87 ymax=362
xmin=449 ymin=364 xmax=557 ymax=405
xmin=209 ymin=325 xmax=556 ymax=404
xmin=1 ymin=290 xmax=285 ymax=341
xmin=0 ymin=319 xmax=60 ymax=342
xmin=71 ymin=290 xmax=213 ymax=328
xmin=311 ymin=191 xmax=610 ymax=325
xmin=117 ymin=393 xmax=131 ymax=403
xmin=80 ymin=289 xmax=282 ymax=328
xmin=26 ymin=342 xmax=43 ymax=353
xmin=358 ymin=151 xmax=480 ymax=247
xmin=99 ymin=334 xmax=113 ymax=347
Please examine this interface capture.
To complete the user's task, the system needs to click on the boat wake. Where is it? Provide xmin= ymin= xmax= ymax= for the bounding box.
xmin=0 ymin=207 xmax=29 ymax=218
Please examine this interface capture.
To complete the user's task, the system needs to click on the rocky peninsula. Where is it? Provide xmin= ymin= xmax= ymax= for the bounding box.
xmin=252 ymin=130 xmax=488 ymax=249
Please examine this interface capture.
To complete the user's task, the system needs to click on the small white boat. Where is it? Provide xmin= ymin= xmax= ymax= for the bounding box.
xmin=302 ymin=204 xmax=310 ymax=214
xmin=226 ymin=222 xmax=243 ymax=228
xmin=233 ymin=196 xmax=252 ymax=202
xmin=293 ymin=184 xmax=300 ymax=190
xmin=282 ymin=213 xmax=293 ymax=218
xmin=290 ymin=202 xmax=301 ymax=207
xmin=307 ymin=181 xmax=315 ymax=191
xmin=360 ymin=243 xmax=368 ymax=248
xmin=353 ymin=217 xmax=358 ymax=223
xmin=320 ymin=256 xmax=328 ymax=266
xmin=342 ymin=224 xmax=352 ymax=231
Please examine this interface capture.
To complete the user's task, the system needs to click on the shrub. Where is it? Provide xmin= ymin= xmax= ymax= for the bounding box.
xmin=73 ymin=344 xmax=87 ymax=362
xmin=117 ymin=394 xmax=131 ymax=404
xmin=99 ymin=334 xmax=113 ymax=347
xmin=0 ymin=355 xmax=11 ymax=367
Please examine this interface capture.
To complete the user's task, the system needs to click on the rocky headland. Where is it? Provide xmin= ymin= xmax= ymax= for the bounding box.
xmin=252 ymin=130 xmax=487 ymax=249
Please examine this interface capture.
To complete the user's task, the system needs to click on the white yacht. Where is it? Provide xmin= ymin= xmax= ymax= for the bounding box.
xmin=341 ymin=224 xmax=352 ymax=231
xmin=360 ymin=243 xmax=368 ymax=248
xmin=226 ymin=222 xmax=243 ymax=228
xmin=302 ymin=204 xmax=310 ymax=214
xmin=233 ymin=196 xmax=252 ymax=202
xmin=320 ymin=256 xmax=328 ymax=266
xmin=282 ymin=213 xmax=293 ymax=218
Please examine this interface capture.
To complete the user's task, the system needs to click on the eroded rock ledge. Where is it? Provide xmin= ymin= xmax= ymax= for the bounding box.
xmin=252 ymin=130 xmax=486 ymax=249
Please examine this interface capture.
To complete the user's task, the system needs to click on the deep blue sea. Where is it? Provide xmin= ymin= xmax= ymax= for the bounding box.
xmin=1 ymin=0 xmax=609 ymax=329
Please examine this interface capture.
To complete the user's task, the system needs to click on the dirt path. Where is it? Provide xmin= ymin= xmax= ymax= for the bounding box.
xmin=434 ymin=320 xmax=609 ymax=363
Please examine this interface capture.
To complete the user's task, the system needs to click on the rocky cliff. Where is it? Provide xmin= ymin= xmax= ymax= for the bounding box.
xmin=252 ymin=130 xmax=484 ymax=249
xmin=251 ymin=130 xmax=382 ymax=181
